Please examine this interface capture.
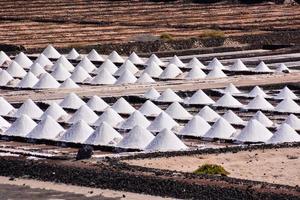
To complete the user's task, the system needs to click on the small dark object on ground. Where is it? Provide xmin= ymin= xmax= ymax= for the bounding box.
xmin=287 ymin=155 xmax=298 ymax=159
xmin=9 ymin=177 xmax=15 ymax=181
xmin=76 ymin=145 xmax=94 ymax=160
xmin=194 ymin=164 xmax=230 ymax=176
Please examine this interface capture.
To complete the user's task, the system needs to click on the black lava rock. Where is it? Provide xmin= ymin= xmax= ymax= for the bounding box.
xmin=76 ymin=145 xmax=93 ymax=160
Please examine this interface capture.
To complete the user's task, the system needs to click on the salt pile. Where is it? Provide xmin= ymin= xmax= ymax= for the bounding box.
xmin=274 ymin=98 xmax=300 ymax=113
xmin=284 ymin=114 xmax=300 ymax=130
xmin=17 ymin=72 xmax=39 ymax=88
xmin=235 ymin=119 xmax=273 ymax=142
xmin=185 ymin=66 xmax=206 ymax=80
xmin=5 ymin=114 xmax=37 ymax=136
xmin=251 ymin=111 xmax=274 ymax=127
xmin=222 ymin=110 xmax=245 ymax=125
xmin=276 ymin=63 xmax=290 ymax=73
xmin=136 ymin=72 xmax=155 ymax=84
xmin=229 ymin=59 xmax=248 ymax=71
xmin=50 ymin=63 xmax=71 ymax=81
xmin=76 ymin=57 xmax=96 ymax=73
xmin=206 ymin=66 xmax=227 ymax=78
xmin=168 ymin=55 xmax=185 ymax=67
xmin=42 ymin=45 xmax=61 ymax=59
xmin=0 ymin=116 xmax=10 ymax=131
xmin=33 ymin=54 xmax=53 ymax=67
xmin=128 ymin=52 xmax=144 ymax=65
xmin=59 ymin=78 xmax=80 ymax=88
xmin=145 ymin=128 xmax=188 ymax=151
xmin=223 ymin=83 xmax=241 ymax=94
xmin=115 ymin=69 xmax=137 ymax=84
xmin=111 ymin=97 xmax=135 ymax=114
xmin=214 ymin=93 xmax=243 ymax=108
xmin=66 ymin=48 xmax=80 ymax=60
xmin=59 ymin=93 xmax=85 ymax=109
xmin=60 ymin=120 xmax=94 ymax=143
xmin=40 ymin=102 xmax=68 ymax=121
xmin=68 ymin=104 xmax=98 ymax=125
xmin=184 ymin=89 xmax=215 ymax=105
xmin=93 ymin=108 xmax=124 ymax=127
xmin=245 ymin=95 xmax=274 ymax=110
xmin=207 ymin=58 xmax=225 ymax=70
xmin=156 ymin=88 xmax=183 ymax=102
xmin=0 ymin=51 xmax=11 ymax=66
xmin=143 ymin=87 xmax=160 ymax=100
xmin=90 ymin=69 xmax=116 ymax=85
xmin=138 ymin=100 xmax=162 ymax=117
xmin=14 ymin=52 xmax=33 ymax=68
xmin=204 ymin=117 xmax=236 ymax=139
xmin=87 ymin=49 xmax=104 ymax=61
xmin=95 ymin=60 xmax=118 ymax=74
xmin=0 ymin=97 xmax=14 ymax=115
xmin=146 ymin=54 xmax=164 ymax=66
xmin=54 ymin=56 xmax=74 ymax=72
xmin=118 ymin=110 xmax=150 ymax=130
xmin=13 ymin=99 xmax=43 ymax=119
xmin=274 ymin=86 xmax=298 ymax=100
xmin=178 ymin=115 xmax=210 ymax=137
xmin=33 ymin=73 xmax=60 ymax=89
xmin=165 ymin=102 xmax=192 ymax=120
xmin=0 ymin=70 xmax=13 ymax=86
xmin=117 ymin=125 xmax=154 ymax=149
xmin=114 ymin=60 xmax=139 ymax=76
xmin=159 ymin=64 xmax=182 ymax=79
xmin=197 ymin=106 xmax=220 ymax=122
xmin=86 ymin=96 xmax=109 ymax=112
xmin=85 ymin=122 xmax=122 ymax=145
xmin=147 ymin=111 xmax=179 ymax=132
xmin=143 ymin=61 xmax=163 ymax=78
xmin=29 ymin=63 xmax=46 ymax=76
xmin=27 ymin=115 xmax=64 ymax=140
xmin=248 ymin=86 xmax=268 ymax=97
xmin=267 ymin=123 xmax=300 ymax=144
xmin=107 ymin=51 xmax=124 ymax=63
xmin=254 ymin=61 xmax=272 ymax=73
xmin=70 ymin=66 xmax=92 ymax=83
xmin=6 ymin=61 xmax=26 ymax=77
xmin=186 ymin=57 xmax=205 ymax=69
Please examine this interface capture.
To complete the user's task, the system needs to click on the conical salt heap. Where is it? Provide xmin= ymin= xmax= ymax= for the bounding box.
xmin=267 ymin=123 xmax=300 ymax=144
xmin=117 ymin=125 xmax=154 ymax=150
xmin=68 ymin=104 xmax=98 ymax=125
xmin=0 ymin=116 xmax=10 ymax=131
xmin=254 ymin=61 xmax=272 ymax=73
xmin=93 ymin=108 xmax=123 ymax=127
xmin=206 ymin=66 xmax=227 ymax=78
xmin=184 ymin=89 xmax=215 ymax=105
xmin=17 ymin=72 xmax=39 ymax=88
xmin=185 ymin=66 xmax=206 ymax=80
xmin=6 ymin=61 xmax=26 ymax=77
xmin=85 ymin=122 xmax=122 ymax=145
xmin=168 ymin=55 xmax=185 ymax=67
xmin=114 ymin=60 xmax=139 ymax=76
xmin=87 ymin=49 xmax=104 ymax=61
xmin=165 ymin=102 xmax=192 ymax=120
xmin=60 ymin=120 xmax=94 ymax=143
xmin=145 ymin=54 xmax=164 ymax=66
xmin=207 ymin=58 xmax=225 ymax=70
xmin=159 ymin=64 xmax=182 ymax=79
xmin=29 ymin=63 xmax=46 ymax=77
xmin=178 ymin=115 xmax=210 ymax=137
xmin=5 ymin=114 xmax=36 ymax=136
xmin=248 ymin=86 xmax=268 ymax=97
xmin=50 ymin=63 xmax=71 ymax=81
xmin=14 ymin=52 xmax=33 ymax=68
xmin=204 ymin=117 xmax=236 ymax=139
xmin=235 ymin=119 xmax=273 ymax=142
xmin=275 ymin=86 xmax=298 ymax=100
xmin=54 ymin=56 xmax=74 ymax=72
xmin=145 ymin=128 xmax=188 ymax=151
xmin=197 ymin=106 xmax=220 ymax=122
xmin=111 ymin=97 xmax=135 ymax=114
xmin=13 ymin=99 xmax=43 ymax=119
xmin=118 ymin=110 xmax=150 ymax=130
xmin=128 ymin=52 xmax=144 ymax=65
xmin=0 ymin=97 xmax=14 ymax=115
xmin=0 ymin=70 xmax=13 ymax=86
xmin=66 ymin=48 xmax=80 ymax=60
xmin=186 ymin=57 xmax=205 ymax=69
xmin=156 ymin=88 xmax=183 ymax=102
xmin=90 ymin=69 xmax=116 ymax=85
xmin=40 ymin=102 xmax=68 ymax=121
xmin=95 ymin=59 xmax=118 ymax=74
xmin=251 ymin=111 xmax=274 ymax=127
xmin=276 ymin=63 xmax=290 ymax=73
xmin=275 ymin=98 xmax=300 ymax=113
xmin=138 ymin=100 xmax=162 ymax=117
xmin=223 ymin=83 xmax=241 ymax=94
xmin=76 ymin=56 xmax=96 ymax=73
xmin=136 ymin=72 xmax=155 ymax=84
xmin=59 ymin=93 xmax=85 ymax=109
xmin=42 ymin=45 xmax=61 ymax=59
xmin=147 ymin=111 xmax=179 ymax=132
xmin=214 ymin=93 xmax=243 ymax=108
xmin=27 ymin=115 xmax=64 ymax=140
xmin=222 ymin=110 xmax=245 ymax=125
xmin=33 ymin=73 xmax=60 ymax=89
xmin=245 ymin=95 xmax=274 ymax=110
xmin=143 ymin=87 xmax=160 ymax=100
xmin=0 ymin=51 xmax=11 ymax=66
xmin=115 ymin=69 xmax=137 ymax=85
xmin=33 ymin=54 xmax=53 ymax=67
xmin=107 ymin=51 xmax=124 ymax=63
xmin=70 ymin=66 xmax=92 ymax=83
xmin=143 ymin=60 xmax=163 ymax=78
xmin=229 ymin=59 xmax=248 ymax=71
xmin=86 ymin=95 xmax=109 ymax=112
xmin=284 ymin=114 xmax=300 ymax=130
xmin=59 ymin=78 xmax=80 ymax=88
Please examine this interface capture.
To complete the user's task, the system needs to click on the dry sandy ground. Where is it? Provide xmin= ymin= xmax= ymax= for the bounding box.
xmin=126 ymin=147 xmax=300 ymax=187
xmin=0 ymin=176 xmax=175 ymax=200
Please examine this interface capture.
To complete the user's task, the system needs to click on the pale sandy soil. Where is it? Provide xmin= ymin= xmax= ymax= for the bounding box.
xmin=126 ymin=147 xmax=300 ymax=187
xmin=0 ymin=176 xmax=175 ymax=200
